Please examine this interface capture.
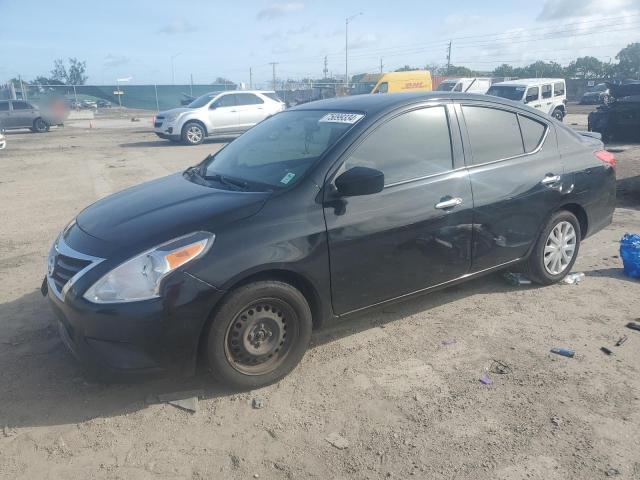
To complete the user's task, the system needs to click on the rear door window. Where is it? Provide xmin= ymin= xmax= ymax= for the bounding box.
xmin=462 ymin=105 xmax=524 ymax=164
xmin=553 ymin=82 xmax=565 ymax=96
xmin=236 ymin=94 xmax=264 ymax=105
xmin=518 ymin=115 xmax=547 ymax=153
xmin=344 ymin=106 xmax=453 ymax=185
xmin=525 ymin=87 xmax=539 ymax=103
xmin=541 ymin=84 xmax=552 ymax=99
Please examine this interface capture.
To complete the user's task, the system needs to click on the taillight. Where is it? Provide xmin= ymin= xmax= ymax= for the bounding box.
xmin=595 ymin=150 xmax=616 ymax=168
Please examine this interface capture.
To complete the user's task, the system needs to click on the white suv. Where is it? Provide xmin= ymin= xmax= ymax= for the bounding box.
xmin=486 ymin=78 xmax=567 ymax=121
xmin=154 ymin=90 xmax=285 ymax=145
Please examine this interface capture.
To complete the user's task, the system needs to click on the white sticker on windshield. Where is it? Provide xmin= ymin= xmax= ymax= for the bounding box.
xmin=280 ymin=172 xmax=296 ymax=184
xmin=319 ymin=113 xmax=364 ymax=124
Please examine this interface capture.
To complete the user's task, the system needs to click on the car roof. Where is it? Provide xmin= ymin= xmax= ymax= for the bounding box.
xmin=210 ymin=90 xmax=275 ymax=95
xmin=493 ymin=78 xmax=565 ymax=87
xmin=289 ymin=92 xmax=536 ymax=116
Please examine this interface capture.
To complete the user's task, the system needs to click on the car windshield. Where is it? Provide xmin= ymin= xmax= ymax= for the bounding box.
xmin=486 ymin=85 xmax=525 ymax=101
xmin=201 ymin=110 xmax=363 ymax=190
xmin=188 ymin=93 xmax=218 ymax=108
xmin=592 ymin=84 xmax=608 ymax=92
xmin=436 ymin=81 xmax=457 ymax=91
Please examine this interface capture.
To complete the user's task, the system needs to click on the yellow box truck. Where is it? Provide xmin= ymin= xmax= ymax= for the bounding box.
xmin=370 ymin=71 xmax=433 ymax=94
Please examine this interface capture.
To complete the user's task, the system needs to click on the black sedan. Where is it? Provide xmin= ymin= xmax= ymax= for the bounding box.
xmin=43 ymin=92 xmax=616 ymax=388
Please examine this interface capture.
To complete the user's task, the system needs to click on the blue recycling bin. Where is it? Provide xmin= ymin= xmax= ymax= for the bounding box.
xmin=620 ymin=234 xmax=640 ymax=279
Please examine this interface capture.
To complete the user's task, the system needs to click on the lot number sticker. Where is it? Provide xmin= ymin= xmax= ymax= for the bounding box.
xmin=319 ymin=113 xmax=364 ymax=124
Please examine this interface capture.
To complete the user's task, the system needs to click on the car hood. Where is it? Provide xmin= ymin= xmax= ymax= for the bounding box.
xmin=158 ymin=107 xmax=194 ymax=117
xmin=76 ymin=173 xmax=270 ymax=249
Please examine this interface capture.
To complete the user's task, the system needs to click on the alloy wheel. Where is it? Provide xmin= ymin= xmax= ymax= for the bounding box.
xmin=543 ymin=221 xmax=576 ymax=275
xmin=223 ymin=299 xmax=299 ymax=376
xmin=186 ymin=125 xmax=203 ymax=144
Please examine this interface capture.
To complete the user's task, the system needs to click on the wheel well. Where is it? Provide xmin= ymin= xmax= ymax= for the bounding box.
xmin=182 ymin=119 xmax=208 ymax=136
xmin=558 ymin=203 xmax=588 ymax=239
xmin=555 ymin=104 xmax=566 ymax=113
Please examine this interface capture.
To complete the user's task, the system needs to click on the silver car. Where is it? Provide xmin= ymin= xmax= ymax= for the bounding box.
xmin=154 ymin=90 xmax=285 ymax=145
xmin=0 ymin=99 xmax=64 ymax=133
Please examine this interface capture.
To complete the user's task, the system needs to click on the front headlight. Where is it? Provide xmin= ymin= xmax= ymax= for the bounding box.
xmin=83 ymin=231 xmax=214 ymax=304
xmin=165 ymin=113 xmax=179 ymax=122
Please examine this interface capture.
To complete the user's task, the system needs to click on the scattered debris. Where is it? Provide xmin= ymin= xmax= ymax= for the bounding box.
xmin=131 ymin=117 xmax=140 ymax=122
xmin=615 ymin=335 xmax=628 ymax=346
xmin=502 ymin=272 xmax=531 ymax=286
xmin=562 ymin=272 xmax=585 ymax=285
xmin=325 ymin=432 xmax=349 ymax=450
xmin=479 ymin=372 xmax=492 ymax=385
xmin=550 ymin=347 xmax=575 ymax=358
xmin=551 ymin=416 xmax=562 ymax=426
xmin=605 ymin=467 xmax=621 ymax=476
xmin=626 ymin=322 xmax=640 ymax=332
xmin=3 ymin=425 xmax=17 ymax=437
xmin=489 ymin=359 xmax=512 ymax=375
xmin=600 ymin=347 xmax=614 ymax=356
xmin=607 ymin=146 xmax=628 ymax=153
xmin=620 ymin=234 xmax=640 ymax=279
xmin=252 ymin=397 xmax=266 ymax=409
xmin=168 ymin=397 xmax=198 ymax=413
xmin=441 ymin=338 xmax=457 ymax=346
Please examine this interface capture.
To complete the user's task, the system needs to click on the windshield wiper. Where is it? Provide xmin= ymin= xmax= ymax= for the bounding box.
xmin=203 ymin=173 xmax=249 ymax=191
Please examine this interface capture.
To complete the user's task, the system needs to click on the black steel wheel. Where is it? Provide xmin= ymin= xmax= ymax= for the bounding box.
xmin=552 ymin=109 xmax=564 ymax=122
xmin=206 ymin=281 xmax=312 ymax=389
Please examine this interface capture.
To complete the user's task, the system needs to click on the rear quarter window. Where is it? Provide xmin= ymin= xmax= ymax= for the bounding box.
xmin=462 ymin=105 xmax=524 ymax=165
xmin=518 ymin=115 xmax=547 ymax=152
xmin=263 ymin=92 xmax=282 ymax=102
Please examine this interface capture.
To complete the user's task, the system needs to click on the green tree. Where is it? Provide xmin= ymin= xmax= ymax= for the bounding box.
xmin=616 ymin=42 xmax=640 ymax=79
xmin=394 ymin=65 xmax=421 ymax=72
xmin=493 ymin=64 xmax=515 ymax=77
xmin=67 ymin=58 xmax=88 ymax=85
xmin=565 ymin=56 xmax=605 ymax=79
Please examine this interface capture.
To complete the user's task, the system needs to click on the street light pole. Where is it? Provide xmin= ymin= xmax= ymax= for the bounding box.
xmin=171 ymin=53 xmax=182 ymax=85
xmin=345 ymin=12 xmax=362 ymax=90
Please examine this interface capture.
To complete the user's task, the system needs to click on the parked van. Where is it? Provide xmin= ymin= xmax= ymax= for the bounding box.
xmin=487 ymin=78 xmax=567 ymax=121
xmin=371 ymin=71 xmax=432 ymax=94
xmin=436 ymin=77 xmax=493 ymax=94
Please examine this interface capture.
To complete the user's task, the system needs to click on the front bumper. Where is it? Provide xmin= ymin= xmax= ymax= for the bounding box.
xmin=43 ymin=270 xmax=224 ymax=377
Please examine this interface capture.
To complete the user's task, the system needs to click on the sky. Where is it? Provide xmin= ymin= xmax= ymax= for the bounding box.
xmin=1 ymin=0 xmax=639 ymax=86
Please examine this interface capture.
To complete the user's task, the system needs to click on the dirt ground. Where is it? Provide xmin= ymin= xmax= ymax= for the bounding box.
xmin=1 ymin=108 xmax=639 ymax=480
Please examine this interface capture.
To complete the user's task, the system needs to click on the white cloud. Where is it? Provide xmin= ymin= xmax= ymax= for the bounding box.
xmin=350 ymin=33 xmax=378 ymax=50
xmin=158 ymin=18 xmax=197 ymax=35
xmin=537 ymin=0 xmax=640 ymax=20
xmin=256 ymin=2 xmax=304 ymax=20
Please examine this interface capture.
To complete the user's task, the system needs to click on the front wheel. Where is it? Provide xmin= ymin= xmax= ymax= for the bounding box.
xmin=552 ymin=109 xmax=564 ymax=122
xmin=181 ymin=122 xmax=205 ymax=145
xmin=525 ymin=211 xmax=581 ymax=285
xmin=205 ymin=281 xmax=312 ymax=389
xmin=32 ymin=117 xmax=50 ymax=133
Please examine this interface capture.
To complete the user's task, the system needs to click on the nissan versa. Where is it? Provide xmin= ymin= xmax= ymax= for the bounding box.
xmin=43 ymin=93 xmax=616 ymax=389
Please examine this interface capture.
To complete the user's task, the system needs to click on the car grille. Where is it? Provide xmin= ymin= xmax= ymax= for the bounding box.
xmin=50 ymin=253 xmax=92 ymax=294
xmin=154 ymin=116 xmax=164 ymax=128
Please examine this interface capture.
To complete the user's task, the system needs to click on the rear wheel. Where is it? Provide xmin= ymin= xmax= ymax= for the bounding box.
xmin=552 ymin=108 xmax=564 ymax=122
xmin=525 ymin=211 xmax=580 ymax=285
xmin=32 ymin=117 xmax=50 ymax=133
xmin=205 ymin=281 xmax=312 ymax=389
xmin=181 ymin=122 xmax=205 ymax=145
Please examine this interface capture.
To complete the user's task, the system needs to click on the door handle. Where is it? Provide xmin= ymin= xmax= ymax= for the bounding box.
xmin=541 ymin=174 xmax=561 ymax=185
xmin=435 ymin=197 xmax=463 ymax=210
xmin=534 ymin=104 xmax=541 ymax=108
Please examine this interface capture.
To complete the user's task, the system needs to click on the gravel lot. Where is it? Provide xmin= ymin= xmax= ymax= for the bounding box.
xmin=1 ymin=110 xmax=639 ymax=480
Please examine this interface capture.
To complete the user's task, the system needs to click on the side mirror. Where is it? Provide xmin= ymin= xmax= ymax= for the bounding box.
xmin=335 ymin=167 xmax=384 ymax=197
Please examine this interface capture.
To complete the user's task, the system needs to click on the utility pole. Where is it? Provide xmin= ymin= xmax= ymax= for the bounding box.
xmin=323 ymin=56 xmax=328 ymax=79
xmin=446 ymin=41 xmax=452 ymax=74
xmin=269 ymin=62 xmax=278 ymax=91
xmin=249 ymin=67 xmax=253 ymax=89
xmin=171 ymin=53 xmax=182 ymax=85
xmin=380 ymin=58 xmax=383 ymax=73
xmin=345 ymin=12 xmax=363 ymax=88
xmin=190 ymin=73 xmax=193 ymax=96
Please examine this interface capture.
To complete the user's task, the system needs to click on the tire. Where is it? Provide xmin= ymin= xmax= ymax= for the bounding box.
xmin=525 ymin=210 xmax=581 ymax=285
xmin=205 ymin=280 xmax=312 ymax=389
xmin=181 ymin=122 xmax=205 ymax=145
xmin=32 ymin=117 xmax=50 ymax=133
xmin=552 ymin=109 xmax=564 ymax=122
